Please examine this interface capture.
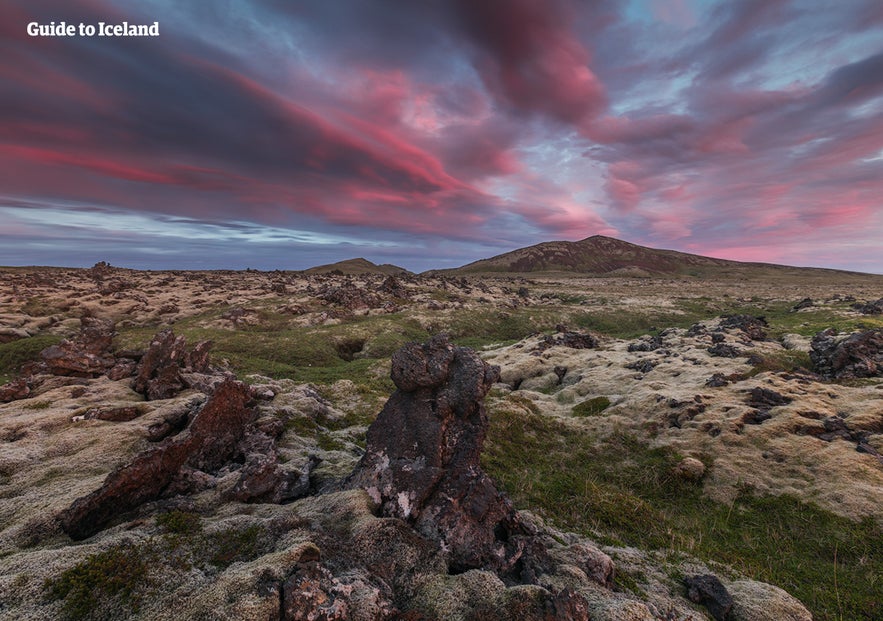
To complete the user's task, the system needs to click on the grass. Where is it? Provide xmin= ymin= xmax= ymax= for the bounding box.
xmin=204 ymin=524 xmax=267 ymax=568
xmin=482 ymin=402 xmax=883 ymax=621
xmin=44 ymin=540 xmax=156 ymax=620
xmin=0 ymin=334 xmax=62 ymax=384
xmin=571 ymin=396 xmax=611 ymax=417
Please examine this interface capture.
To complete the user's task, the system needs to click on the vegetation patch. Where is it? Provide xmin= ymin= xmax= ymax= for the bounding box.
xmin=571 ymin=396 xmax=611 ymax=417
xmin=156 ymin=510 xmax=202 ymax=536
xmin=204 ymin=524 xmax=267 ymax=568
xmin=0 ymin=334 xmax=62 ymax=383
xmin=44 ymin=540 xmax=157 ymax=620
xmin=482 ymin=403 xmax=883 ymax=621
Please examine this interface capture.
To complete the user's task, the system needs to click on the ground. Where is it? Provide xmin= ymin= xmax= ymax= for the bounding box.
xmin=1 ymin=264 xmax=881 ymax=620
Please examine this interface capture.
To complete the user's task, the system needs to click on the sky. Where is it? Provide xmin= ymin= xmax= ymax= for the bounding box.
xmin=1 ymin=0 xmax=882 ymax=273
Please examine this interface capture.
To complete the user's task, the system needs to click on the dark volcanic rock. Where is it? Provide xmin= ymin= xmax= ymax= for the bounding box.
xmin=625 ymin=359 xmax=657 ymax=373
xmin=39 ymin=317 xmax=116 ymax=377
xmin=685 ymin=574 xmax=733 ymax=621
xmin=705 ymin=373 xmax=729 ymax=387
xmin=707 ymin=343 xmax=741 ymax=358
xmin=536 ymin=331 xmax=598 ymax=352
xmin=791 ymin=297 xmax=814 ymax=311
xmin=856 ymin=297 xmax=883 ymax=315
xmin=747 ymin=387 xmax=792 ymax=409
xmin=347 ymin=334 xmax=524 ymax=574
xmin=810 ymin=328 xmax=883 ymax=379
xmin=132 ymin=329 xmax=213 ymax=400
xmin=718 ymin=314 xmax=769 ymax=341
xmin=628 ymin=335 xmax=663 ymax=352
xmin=61 ymin=380 xmax=254 ymax=540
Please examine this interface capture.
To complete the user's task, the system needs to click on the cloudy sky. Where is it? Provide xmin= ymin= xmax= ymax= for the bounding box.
xmin=2 ymin=0 xmax=882 ymax=272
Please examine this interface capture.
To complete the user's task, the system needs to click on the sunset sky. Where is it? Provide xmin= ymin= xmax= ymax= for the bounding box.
xmin=2 ymin=0 xmax=882 ymax=272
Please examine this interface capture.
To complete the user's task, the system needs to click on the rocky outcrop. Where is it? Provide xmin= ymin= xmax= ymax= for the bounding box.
xmin=855 ymin=297 xmax=883 ymax=315
xmin=718 ymin=315 xmax=769 ymax=341
xmin=810 ymin=328 xmax=883 ymax=379
xmin=61 ymin=379 xmax=312 ymax=540
xmin=38 ymin=317 xmax=116 ymax=377
xmin=347 ymin=334 xmax=524 ymax=574
xmin=133 ymin=329 xmax=214 ymax=400
xmin=343 ymin=336 xmax=626 ymax=618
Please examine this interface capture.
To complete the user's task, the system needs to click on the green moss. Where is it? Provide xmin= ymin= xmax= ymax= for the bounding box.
xmin=0 ymin=334 xmax=62 ymax=381
xmin=205 ymin=524 xmax=266 ymax=568
xmin=482 ymin=405 xmax=883 ymax=621
xmin=744 ymin=350 xmax=813 ymax=377
xmin=21 ymin=297 xmax=72 ymax=317
xmin=571 ymin=396 xmax=611 ymax=416
xmin=156 ymin=510 xmax=202 ymax=535
xmin=316 ymin=432 xmax=348 ymax=452
xmin=44 ymin=540 xmax=156 ymax=620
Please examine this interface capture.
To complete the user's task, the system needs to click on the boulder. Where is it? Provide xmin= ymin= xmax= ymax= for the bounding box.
xmin=684 ymin=574 xmax=732 ymax=621
xmin=39 ymin=317 xmax=116 ymax=377
xmin=810 ymin=328 xmax=883 ymax=379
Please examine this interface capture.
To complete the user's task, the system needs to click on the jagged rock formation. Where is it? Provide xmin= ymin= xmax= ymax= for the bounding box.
xmin=37 ymin=316 xmax=117 ymax=377
xmin=810 ymin=328 xmax=883 ymax=379
xmin=61 ymin=379 xmax=312 ymax=540
xmin=347 ymin=334 xmax=525 ymax=574
xmin=133 ymin=328 xmax=214 ymax=399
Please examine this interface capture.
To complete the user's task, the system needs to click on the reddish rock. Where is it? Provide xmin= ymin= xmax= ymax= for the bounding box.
xmin=83 ymin=405 xmax=145 ymax=422
xmin=132 ymin=329 xmax=213 ymax=400
xmin=61 ymin=380 xmax=254 ymax=540
xmin=39 ymin=317 xmax=116 ymax=377
xmin=0 ymin=377 xmax=31 ymax=402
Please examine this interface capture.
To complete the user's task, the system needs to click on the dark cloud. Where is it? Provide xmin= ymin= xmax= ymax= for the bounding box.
xmin=1 ymin=0 xmax=881 ymax=272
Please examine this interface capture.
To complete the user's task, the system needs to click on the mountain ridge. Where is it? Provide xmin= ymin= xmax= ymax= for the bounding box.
xmin=426 ymin=235 xmax=876 ymax=278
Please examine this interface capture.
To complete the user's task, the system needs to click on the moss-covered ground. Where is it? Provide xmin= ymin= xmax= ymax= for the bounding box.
xmin=482 ymin=399 xmax=883 ymax=621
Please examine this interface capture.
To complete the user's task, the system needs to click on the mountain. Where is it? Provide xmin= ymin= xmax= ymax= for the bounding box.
xmin=430 ymin=235 xmax=873 ymax=279
xmin=303 ymin=257 xmax=411 ymax=276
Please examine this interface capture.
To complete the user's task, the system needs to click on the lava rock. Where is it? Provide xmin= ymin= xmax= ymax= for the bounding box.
xmin=132 ymin=329 xmax=213 ymax=400
xmin=628 ymin=335 xmax=663 ymax=352
xmin=856 ymin=297 xmax=883 ymax=315
xmin=536 ymin=331 xmax=598 ymax=352
xmin=791 ymin=298 xmax=814 ymax=311
xmin=0 ymin=377 xmax=31 ymax=402
xmin=39 ymin=317 xmax=116 ymax=377
xmin=61 ymin=379 xmax=254 ymax=540
xmin=810 ymin=328 xmax=883 ymax=379
xmin=347 ymin=334 xmax=524 ymax=574
xmin=707 ymin=343 xmax=741 ymax=358
xmin=718 ymin=315 xmax=769 ymax=341
xmin=747 ymin=387 xmax=792 ymax=409
xmin=685 ymin=574 xmax=733 ymax=621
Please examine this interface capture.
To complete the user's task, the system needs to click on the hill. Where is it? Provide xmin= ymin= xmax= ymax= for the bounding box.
xmin=430 ymin=235 xmax=877 ymax=280
xmin=302 ymin=257 xmax=411 ymax=276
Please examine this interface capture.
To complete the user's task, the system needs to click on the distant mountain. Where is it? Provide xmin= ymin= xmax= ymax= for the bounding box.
xmin=429 ymin=235 xmax=872 ymax=279
xmin=303 ymin=257 xmax=411 ymax=276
